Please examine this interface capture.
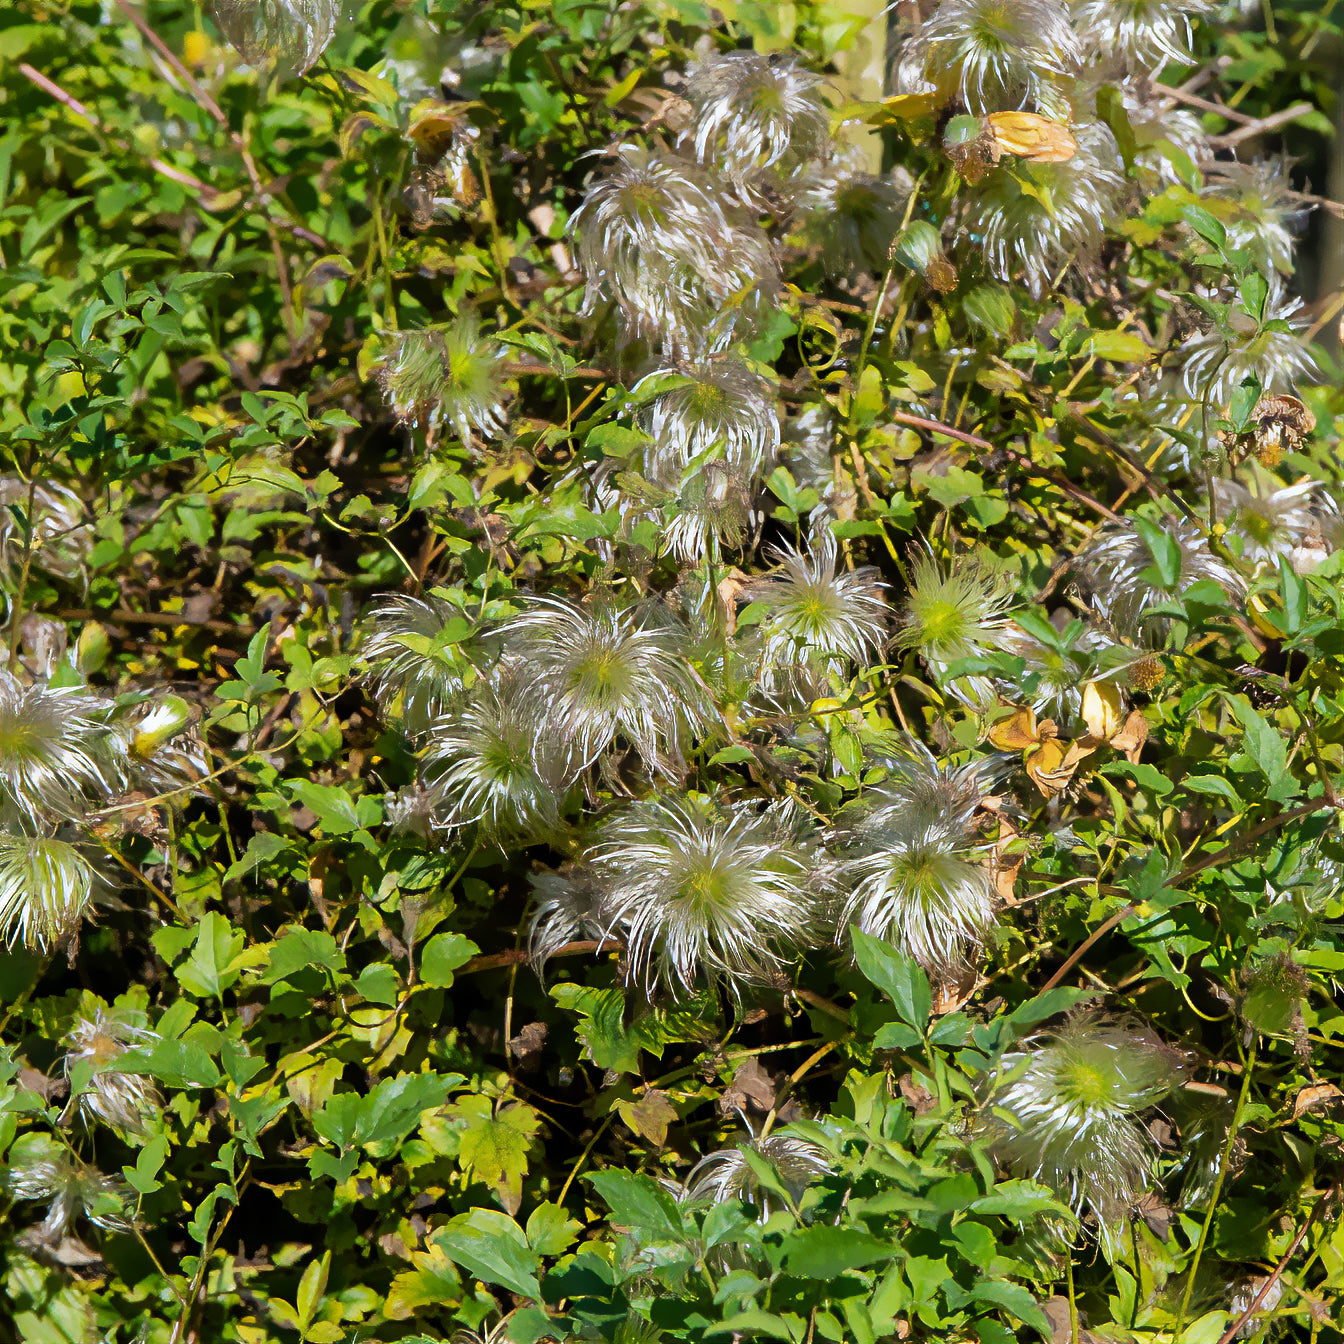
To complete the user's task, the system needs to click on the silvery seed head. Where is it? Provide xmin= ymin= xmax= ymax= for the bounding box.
xmin=379 ymin=312 xmax=507 ymax=444
xmin=64 ymin=1008 xmax=161 ymax=1135
xmin=1202 ymin=158 xmax=1304 ymax=278
xmin=526 ymin=868 xmax=606 ymax=980
xmin=0 ymin=673 xmax=122 ymax=823
xmin=979 ymin=1012 xmax=1185 ymax=1236
xmin=748 ymin=530 xmax=888 ymax=688
xmin=570 ymin=146 xmax=779 ymax=353
xmin=1071 ymin=0 xmax=1213 ymax=69
xmin=1227 ymin=1275 xmax=1284 ymax=1336
xmin=796 ymin=156 xmax=911 ymax=278
xmin=682 ymin=51 xmax=831 ymax=178
xmin=116 ymin=695 xmax=207 ymax=801
xmin=895 ymin=0 xmax=1081 ymax=118
xmin=499 ymin=596 xmax=715 ymax=779
xmin=1118 ymin=81 xmax=1210 ymax=186
xmin=1079 ymin=516 xmax=1247 ymax=643
xmin=832 ymin=740 xmax=1004 ymax=974
xmin=588 ymin=794 xmax=825 ymax=997
xmin=661 ymin=460 xmax=755 ymax=564
xmin=0 ymin=477 xmax=90 ymax=591
xmin=636 ymin=355 xmax=780 ymax=481
xmin=419 ymin=673 xmax=571 ymax=842
xmin=781 ymin=406 xmax=853 ymax=521
xmin=894 ymin=549 xmax=1016 ymax=708
xmin=363 ymin=594 xmax=481 ymax=734
xmin=0 ymin=829 xmax=105 ymax=951
xmin=966 ymin=120 xmax=1126 ymax=297
xmin=5 ymin=1140 xmax=133 ymax=1240
xmin=1212 ymin=475 xmax=1327 ymax=571
xmin=1180 ymin=275 xmax=1317 ymax=406
xmin=211 ymin=0 xmax=339 ymax=76
xmin=683 ymin=1131 xmax=830 ymax=1216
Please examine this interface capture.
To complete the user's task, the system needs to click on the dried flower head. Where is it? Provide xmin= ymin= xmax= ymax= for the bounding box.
xmin=419 ymin=674 xmax=571 ymax=841
xmin=682 ymin=51 xmax=830 ymax=177
xmin=570 ymin=146 xmax=779 ymax=352
xmin=0 ymin=477 xmax=90 ymax=591
xmin=1180 ymin=275 xmax=1317 ymax=406
xmin=1212 ymin=475 xmax=1326 ymax=570
xmin=0 ymin=830 xmax=104 ymax=951
xmin=1071 ymin=0 xmax=1212 ymax=69
xmin=588 ymin=794 xmax=824 ymax=996
xmin=1202 ymin=157 xmax=1303 ymax=278
xmin=894 ymin=549 xmax=1015 ymax=707
xmin=833 ymin=740 xmax=1005 ymax=973
xmin=64 ymin=1008 xmax=160 ymax=1135
xmin=637 ymin=354 xmax=780 ymax=480
xmin=5 ymin=1139 xmax=133 ymax=1240
xmin=661 ymin=460 xmax=755 ymax=564
xmin=363 ymin=594 xmax=481 ymax=734
xmin=895 ymin=0 xmax=1081 ymax=118
xmin=1079 ymin=516 xmax=1247 ymax=642
xmin=684 ymin=1131 xmax=830 ymax=1215
xmin=211 ymin=0 xmax=339 ymax=76
xmin=1219 ymin=393 xmax=1316 ymax=469
xmin=499 ymin=596 xmax=715 ymax=778
xmin=979 ymin=1012 xmax=1185 ymax=1235
xmin=965 ymin=121 xmax=1126 ymax=296
xmin=0 ymin=673 xmax=121 ymax=823
xmin=796 ymin=159 xmax=911 ymax=277
xmin=748 ymin=530 xmax=888 ymax=685
xmin=379 ymin=313 xmax=507 ymax=443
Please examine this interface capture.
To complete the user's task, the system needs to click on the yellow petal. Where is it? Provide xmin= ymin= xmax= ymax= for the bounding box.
xmin=988 ymin=706 xmax=1040 ymax=751
xmin=1081 ymin=680 xmax=1124 ymax=740
xmin=985 ymin=112 xmax=1078 ymax=163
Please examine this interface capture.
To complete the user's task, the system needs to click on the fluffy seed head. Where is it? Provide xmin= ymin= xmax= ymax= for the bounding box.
xmin=0 ymin=673 xmax=122 ymax=823
xmin=0 ymin=831 xmax=103 ymax=951
xmin=894 ymin=549 xmax=1016 ymax=707
xmin=1000 ymin=617 xmax=1135 ymax=731
xmin=833 ymin=740 xmax=1005 ymax=973
xmin=588 ymin=794 xmax=824 ymax=996
xmin=0 ymin=478 xmax=90 ymax=591
xmin=682 ymin=52 xmax=831 ymax=176
xmin=526 ymin=868 xmax=605 ymax=980
xmin=363 ymin=594 xmax=480 ymax=734
xmin=570 ymin=146 xmax=780 ymax=353
xmin=748 ymin=530 xmax=889 ymax=685
xmin=895 ymin=0 xmax=1081 ymax=118
xmin=211 ymin=0 xmax=339 ymax=76
xmin=966 ymin=121 xmax=1126 ymax=297
xmin=64 ymin=1008 xmax=161 ymax=1135
xmin=1119 ymin=80 xmax=1209 ymax=186
xmin=5 ymin=1139 xmax=133 ymax=1240
xmin=1080 ymin=517 xmax=1248 ymax=642
xmin=499 ymin=596 xmax=715 ymax=778
xmin=1180 ymin=275 xmax=1317 ymax=406
xmin=684 ymin=1132 xmax=830 ymax=1215
xmin=1212 ymin=475 xmax=1327 ymax=571
xmin=979 ymin=1012 xmax=1184 ymax=1233
xmin=1201 ymin=158 xmax=1303 ymax=278
xmin=661 ymin=460 xmax=755 ymax=564
xmin=1071 ymin=0 xmax=1212 ymax=69
xmin=419 ymin=674 xmax=570 ymax=841
xmin=796 ymin=160 xmax=911 ymax=278
xmin=637 ymin=354 xmax=780 ymax=480
xmin=379 ymin=313 xmax=507 ymax=443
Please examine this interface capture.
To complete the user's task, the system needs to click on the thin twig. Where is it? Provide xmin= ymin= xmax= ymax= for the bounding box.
xmin=460 ymin=938 xmax=622 ymax=975
xmin=1156 ymin=85 xmax=1258 ymax=125
xmin=1212 ymin=103 xmax=1315 ymax=148
xmin=58 ymin=607 xmax=250 ymax=635
xmin=1040 ymin=906 xmax=1137 ymax=993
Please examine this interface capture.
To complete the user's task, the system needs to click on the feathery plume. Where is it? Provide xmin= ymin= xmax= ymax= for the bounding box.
xmin=211 ymin=0 xmax=339 ymax=76
xmin=588 ymin=794 xmax=824 ymax=996
xmin=0 ymin=477 xmax=90 ymax=592
xmin=1071 ymin=0 xmax=1213 ymax=69
xmin=0 ymin=831 xmax=104 ymax=951
xmin=684 ymin=1131 xmax=830 ymax=1215
xmin=978 ymin=1012 xmax=1185 ymax=1238
xmin=5 ymin=1139 xmax=133 ymax=1240
xmin=1202 ymin=157 xmax=1304 ymax=278
xmin=64 ymin=1008 xmax=161 ymax=1135
xmin=1212 ymin=474 xmax=1328 ymax=571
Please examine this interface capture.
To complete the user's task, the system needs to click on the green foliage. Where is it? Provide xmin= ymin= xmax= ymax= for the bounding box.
xmin=0 ymin=0 xmax=1341 ymax=1342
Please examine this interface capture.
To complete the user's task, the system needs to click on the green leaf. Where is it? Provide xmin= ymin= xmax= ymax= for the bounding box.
xmin=432 ymin=1209 xmax=542 ymax=1300
xmin=586 ymin=1169 xmax=686 ymax=1242
xmin=1226 ymin=695 xmax=1299 ymax=802
xmin=781 ymin=1226 xmax=897 ymax=1278
xmin=851 ymin=928 xmax=931 ymax=1028
xmin=356 ymin=1072 xmax=455 ymax=1147
xmin=456 ymin=1098 xmax=540 ymax=1208
xmin=969 ymin=1281 xmax=1051 ymax=1338
xmin=263 ymin=926 xmax=345 ymax=984
xmin=175 ymin=913 xmax=247 ymax=999
xmin=420 ymin=932 xmax=480 ymax=988
xmin=1133 ymin=516 xmax=1182 ymax=588
xmin=1086 ymin=329 xmax=1150 ymax=363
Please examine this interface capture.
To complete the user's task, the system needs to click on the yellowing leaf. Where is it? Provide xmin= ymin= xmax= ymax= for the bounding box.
xmin=871 ymin=92 xmax=943 ymax=124
xmin=985 ymin=111 xmax=1077 ymax=162
xmin=616 ymin=1089 xmax=678 ymax=1148
xmin=455 ymin=1099 xmax=540 ymax=1214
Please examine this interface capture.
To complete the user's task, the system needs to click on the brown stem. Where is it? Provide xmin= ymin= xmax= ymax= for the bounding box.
xmin=1213 ymin=103 xmax=1316 ymax=149
xmin=1040 ymin=905 xmax=1137 ymax=993
xmin=460 ymin=938 xmax=622 ymax=975
xmin=58 ymin=607 xmax=251 ymax=634
xmin=1156 ymin=85 xmax=1258 ymax=125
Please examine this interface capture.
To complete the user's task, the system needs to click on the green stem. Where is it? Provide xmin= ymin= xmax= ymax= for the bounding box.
xmin=1173 ymin=1042 xmax=1257 ymax=1340
xmin=1065 ymin=1251 xmax=1080 ymax=1344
